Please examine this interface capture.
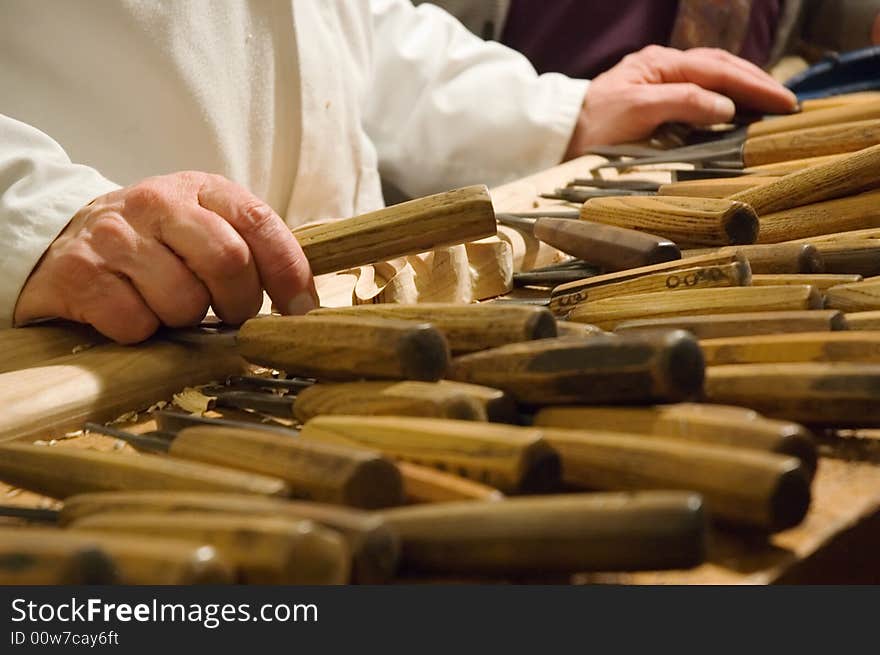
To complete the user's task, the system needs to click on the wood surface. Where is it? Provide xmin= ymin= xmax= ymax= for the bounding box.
xmin=742 ymin=119 xmax=880 ymax=167
xmin=746 ymin=101 xmax=880 ymax=137
xmin=236 ymin=315 xmax=450 ymax=381
xmin=680 ymin=243 xmax=824 ymax=273
xmin=580 ymin=196 xmax=758 ymax=247
xmin=396 ymin=461 xmax=505 ymax=504
xmin=750 ymin=274 xmax=861 ymax=291
xmin=379 ymin=492 xmax=706 ymax=576
xmin=168 ymin=425 xmax=404 ymax=509
xmin=59 ymin=491 xmax=399 ymax=584
xmin=743 ymin=153 xmax=846 ymax=176
xmin=700 ymin=331 xmax=880 ymax=366
xmin=0 ymin=323 xmax=107 ymax=374
xmin=569 ymin=285 xmax=822 ymax=330
xmin=659 ymin=176 xmax=777 ymax=198
xmin=844 ymin=310 xmax=880 ymax=330
xmin=0 ymin=528 xmax=235 ymax=584
xmin=299 ymin=416 xmax=560 ymax=494
xmin=294 ymin=185 xmax=497 ymax=275
xmin=308 ymin=303 xmax=556 ymax=354
xmin=754 ymin=189 xmax=880 ymax=243
xmin=825 ymin=277 xmax=880 ymax=311
xmin=810 ymin=242 xmax=880 ymax=277
xmin=799 ymin=92 xmax=880 ymax=112
xmin=614 ymin=309 xmax=846 ymax=339
xmin=69 ymin=512 xmax=350 ymax=584
xmin=448 ymin=331 xmax=704 ymax=405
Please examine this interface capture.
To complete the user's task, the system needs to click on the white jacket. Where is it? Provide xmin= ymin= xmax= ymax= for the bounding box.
xmin=0 ymin=0 xmax=587 ymax=327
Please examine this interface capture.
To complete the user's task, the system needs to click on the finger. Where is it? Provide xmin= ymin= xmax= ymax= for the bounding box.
xmin=156 ymin=204 xmax=264 ymax=324
xmin=635 ymin=82 xmax=736 ymax=128
xmin=197 ymin=175 xmax=316 ymax=316
xmin=691 ymin=48 xmax=798 ymax=111
xmin=76 ymin=271 xmax=160 ymax=344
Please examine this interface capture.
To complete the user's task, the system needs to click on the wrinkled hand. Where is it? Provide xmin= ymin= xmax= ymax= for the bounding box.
xmin=566 ymin=45 xmax=799 ymax=155
xmin=14 ymin=171 xmax=316 ymax=344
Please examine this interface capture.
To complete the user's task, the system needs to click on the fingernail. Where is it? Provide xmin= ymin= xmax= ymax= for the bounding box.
xmin=714 ymin=96 xmax=736 ymax=119
xmin=287 ymin=290 xmax=317 ymax=315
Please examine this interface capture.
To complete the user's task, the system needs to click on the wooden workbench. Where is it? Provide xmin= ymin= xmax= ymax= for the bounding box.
xmin=3 ymin=154 xmax=880 ymax=584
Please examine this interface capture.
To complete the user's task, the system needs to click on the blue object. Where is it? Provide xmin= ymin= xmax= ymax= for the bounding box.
xmin=785 ymin=46 xmax=880 ymax=100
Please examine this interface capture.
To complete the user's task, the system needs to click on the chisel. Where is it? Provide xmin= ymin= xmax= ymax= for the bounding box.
xmin=307 ymin=303 xmax=557 ymax=354
xmin=378 ymin=492 xmax=707 ymax=575
xmin=742 ymin=153 xmax=846 ymax=176
xmin=700 ymin=331 xmax=880 ymax=366
xmin=448 ymin=330 xmax=704 ymax=405
xmin=750 ymin=274 xmax=861 ymax=292
xmin=69 ymin=512 xmax=350 ymax=584
xmin=541 ymin=428 xmax=810 ymax=531
xmin=541 ymin=187 xmax=654 ymax=202
xmin=679 ymin=244 xmax=825 ymax=274
xmin=84 ymin=420 xmax=404 ymax=509
xmin=56 ymin=490 xmax=400 ymax=584
xmin=657 ymin=176 xmax=779 ymax=198
xmin=495 ymin=214 xmax=681 ymax=272
xmin=568 ymin=285 xmax=823 ymax=330
xmin=825 ymin=277 xmax=880 ymax=312
xmin=0 ymin=442 xmax=291 ymax=499
xmin=593 ymin=115 xmax=880 ymax=170
xmin=533 ymin=403 xmax=817 ymax=477
xmin=0 ymin=527 xmax=235 ymax=584
xmin=396 ymin=461 xmax=504 ymax=504
xmin=614 ymin=309 xmax=847 ymax=339
xmin=811 ymin=241 xmax=880 ymax=277
xmin=705 ymin=362 xmax=880 ymax=425
xmin=566 ymin=178 xmax=662 ymax=191
xmin=844 ymin=310 xmax=880 ymax=330
xmin=298 ymin=416 xmax=561 ymax=494
xmin=549 ymin=252 xmax=746 ymax=315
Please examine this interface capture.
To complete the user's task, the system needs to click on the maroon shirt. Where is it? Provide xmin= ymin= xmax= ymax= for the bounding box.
xmin=501 ymin=0 xmax=784 ymax=79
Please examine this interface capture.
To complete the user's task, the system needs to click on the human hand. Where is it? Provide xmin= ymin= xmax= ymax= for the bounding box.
xmin=13 ymin=171 xmax=316 ymax=344
xmin=565 ymin=45 xmax=799 ymax=155
xmin=872 ymin=12 xmax=880 ymax=45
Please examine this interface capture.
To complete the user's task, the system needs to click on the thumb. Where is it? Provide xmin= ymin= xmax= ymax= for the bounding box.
xmin=642 ymin=83 xmax=736 ymax=127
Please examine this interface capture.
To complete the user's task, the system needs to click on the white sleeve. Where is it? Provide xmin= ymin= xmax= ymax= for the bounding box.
xmin=0 ymin=115 xmax=120 ymax=326
xmin=365 ymin=0 xmax=589 ymax=198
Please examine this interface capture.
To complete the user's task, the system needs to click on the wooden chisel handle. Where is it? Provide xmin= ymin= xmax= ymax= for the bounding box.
xmin=396 ymin=461 xmax=504 ymax=504
xmin=754 ymin=189 xmax=880 ymax=244
xmin=614 ymin=310 xmax=847 ymax=339
xmin=448 ymin=331 xmax=705 ymax=405
xmin=680 ymin=244 xmax=825 ymax=273
xmin=0 ymin=443 xmax=291 ymax=499
xmin=799 ymin=92 xmax=880 ymax=112
xmin=658 ymin=176 xmax=778 ymax=199
xmin=299 ymin=415 xmax=561 ymax=494
xmin=236 ymin=315 xmax=450 ymax=381
xmin=293 ymin=185 xmax=496 ymax=275
xmin=812 ymin=240 xmax=880 ymax=277
xmin=730 ymin=143 xmax=880 ymax=214
xmin=700 ymin=331 xmax=880 ymax=366
xmin=747 ymin=100 xmax=880 ymax=137
xmin=542 ymin=428 xmax=810 ymax=531
xmin=169 ymin=425 xmax=404 ymax=509
xmin=743 ymin=153 xmax=846 ymax=176
xmin=705 ymin=362 xmax=880 ymax=426
xmin=533 ymin=404 xmax=817 ymax=477
xmin=69 ymin=512 xmax=350 ymax=584
xmin=308 ymin=303 xmax=556 ymax=355
xmin=59 ymin=491 xmax=399 ymax=584
xmin=378 ymin=492 xmax=706 ymax=575
xmin=0 ymin=527 xmax=235 ymax=584
xmin=580 ymin=196 xmax=758 ymax=247
xmin=742 ymin=119 xmax=880 ymax=167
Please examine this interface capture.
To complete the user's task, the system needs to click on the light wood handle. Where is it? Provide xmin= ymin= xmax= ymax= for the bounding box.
xmin=705 ymin=362 xmax=880 ymax=426
xmin=750 ymin=274 xmax=862 ymax=291
xmin=294 ymin=186 xmax=497 ymax=275
xmin=299 ymin=416 xmax=561 ymax=494
xmin=378 ymin=492 xmax=706 ymax=575
xmin=0 ymin=323 xmax=106 ymax=374
xmin=0 ymin=443 xmax=291 ymax=499
xmin=69 ymin=512 xmax=350 ymax=584
xmin=172 ymin=425 xmax=404 ymax=509
xmin=554 ymin=322 xmax=607 ymax=338
xmin=0 ymin=528 xmax=235 ymax=584
xmin=435 ymin=380 xmax=520 ymax=424
xmin=292 ymin=380 xmax=487 ymax=423
xmin=614 ymin=309 xmax=847 ymax=339
xmin=448 ymin=331 xmax=705 ymax=405
xmin=812 ymin=240 xmax=880 ymax=277
xmin=533 ymin=403 xmax=816 ymax=477
xmin=730 ymin=143 xmax=880 ymax=214
xmin=754 ymin=189 xmax=880 ymax=244
xmin=59 ymin=490 xmax=399 ymax=584
xmin=825 ymin=277 xmax=880 ymax=312
xmin=236 ymin=315 xmax=450 ymax=381
xmin=543 ymin=428 xmax=810 ymax=532
xmin=308 ymin=303 xmax=556 ymax=355
xmin=743 ymin=153 xmax=847 ymax=176
xmin=799 ymin=92 xmax=880 ymax=112
xmin=397 ymin=461 xmax=504 ymax=503
xmin=747 ymin=101 xmax=880 ymax=137
xmin=532 ymin=218 xmax=681 ymax=270
xmin=742 ymin=119 xmax=880 ymax=167
xmin=580 ymin=196 xmax=758 ymax=247
xmin=549 ymin=252 xmax=743 ymax=316
xmin=659 ymin=176 xmax=778 ymax=198
xmin=681 ymin=244 xmax=824 ymax=274
xmin=701 ymin=331 xmax=880 ymax=366
xmin=0 ymin=341 xmax=244 ymax=443
xmin=569 ymin=285 xmax=822 ymax=330
xmin=844 ymin=310 xmax=880 ymax=331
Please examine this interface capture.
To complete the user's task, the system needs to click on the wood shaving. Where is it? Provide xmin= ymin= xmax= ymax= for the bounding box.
xmin=32 ymin=440 xmax=49 ymax=446
xmin=146 ymin=400 xmax=168 ymax=414
xmin=173 ymin=387 xmax=213 ymax=414
xmin=109 ymin=411 xmax=139 ymax=425
xmin=4 ymin=488 xmax=21 ymax=498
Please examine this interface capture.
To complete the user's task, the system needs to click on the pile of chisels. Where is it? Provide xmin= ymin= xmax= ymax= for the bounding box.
xmin=5 ymin=92 xmax=880 ymax=585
